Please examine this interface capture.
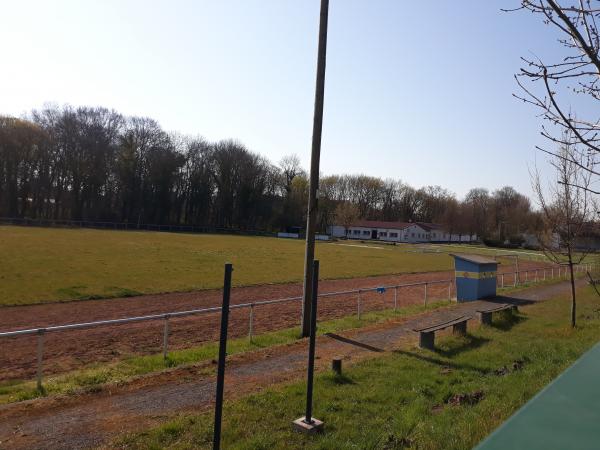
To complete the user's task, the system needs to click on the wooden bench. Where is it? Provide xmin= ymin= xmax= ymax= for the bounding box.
xmin=476 ymin=304 xmax=518 ymax=325
xmin=413 ymin=316 xmax=469 ymax=350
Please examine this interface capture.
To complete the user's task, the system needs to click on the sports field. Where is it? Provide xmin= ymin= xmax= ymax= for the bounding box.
xmin=1 ymin=226 xmax=459 ymax=306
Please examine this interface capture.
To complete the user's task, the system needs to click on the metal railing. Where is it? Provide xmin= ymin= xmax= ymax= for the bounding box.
xmin=0 ymin=263 xmax=587 ymax=390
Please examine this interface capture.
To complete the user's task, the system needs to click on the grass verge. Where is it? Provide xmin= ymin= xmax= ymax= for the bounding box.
xmin=117 ymin=286 xmax=600 ymax=450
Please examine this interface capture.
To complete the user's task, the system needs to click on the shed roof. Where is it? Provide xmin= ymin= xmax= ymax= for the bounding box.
xmin=450 ymin=253 xmax=498 ymax=265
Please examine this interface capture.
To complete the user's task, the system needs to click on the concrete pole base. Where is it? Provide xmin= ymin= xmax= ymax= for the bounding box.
xmin=292 ymin=417 xmax=324 ymax=434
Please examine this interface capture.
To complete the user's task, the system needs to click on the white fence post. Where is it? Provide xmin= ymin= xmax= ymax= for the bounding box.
xmin=36 ymin=329 xmax=45 ymax=391
xmin=394 ymin=287 xmax=398 ymax=310
xmin=248 ymin=303 xmax=255 ymax=342
xmin=424 ymin=283 xmax=428 ymax=306
xmin=357 ymin=290 xmax=361 ymax=320
xmin=501 ymin=273 xmax=504 ymax=288
xmin=162 ymin=315 xmax=170 ymax=360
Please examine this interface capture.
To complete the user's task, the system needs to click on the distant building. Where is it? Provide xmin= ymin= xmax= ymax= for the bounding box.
xmin=328 ymin=220 xmax=476 ymax=243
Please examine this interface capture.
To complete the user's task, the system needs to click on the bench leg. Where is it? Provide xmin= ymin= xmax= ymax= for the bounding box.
xmin=511 ymin=305 xmax=518 ymax=314
xmin=453 ymin=321 xmax=467 ymax=335
xmin=478 ymin=311 xmax=492 ymax=326
xmin=419 ymin=331 xmax=435 ymax=350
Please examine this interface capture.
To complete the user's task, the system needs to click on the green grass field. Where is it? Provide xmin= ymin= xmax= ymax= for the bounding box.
xmin=0 ymin=226 xmax=455 ymax=306
xmin=117 ymin=286 xmax=600 ymax=450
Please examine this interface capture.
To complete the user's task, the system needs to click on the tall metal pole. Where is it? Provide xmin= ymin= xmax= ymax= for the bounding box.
xmin=301 ymin=0 xmax=330 ymax=337
xmin=213 ymin=263 xmax=233 ymax=450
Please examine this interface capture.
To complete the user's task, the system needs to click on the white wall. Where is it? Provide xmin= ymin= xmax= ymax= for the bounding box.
xmin=329 ymin=223 xmax=477 ymax=243
xmin=328 ymin=225 xmax=346 ymax=238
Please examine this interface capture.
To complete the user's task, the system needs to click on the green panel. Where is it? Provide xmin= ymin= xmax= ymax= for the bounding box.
xmin=475 ymin=342 xmax=600 ymax=450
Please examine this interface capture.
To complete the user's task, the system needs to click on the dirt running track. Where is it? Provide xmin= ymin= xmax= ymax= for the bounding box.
xmin=0 ymin=262 xmax=553 ymax=381
xmin=0 ymin=278 xmax=582 ymax=450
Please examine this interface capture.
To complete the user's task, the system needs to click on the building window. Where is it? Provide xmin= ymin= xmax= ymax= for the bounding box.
xmin=390 ymin=232 xmax=398 ymax=238
xmin=363 ymin=230 xmax=370 ymax=235
xmin=380 ymin=232 xmax=387 ymax=237
xmin=411 ymin=233 xmax=415 ymax=237
xmin=353 ymin=230 xmax=360 ymax=235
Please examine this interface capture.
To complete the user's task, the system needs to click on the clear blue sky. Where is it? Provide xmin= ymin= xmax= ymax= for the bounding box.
xmin=1 ymin=1 xmax=563 ymax=199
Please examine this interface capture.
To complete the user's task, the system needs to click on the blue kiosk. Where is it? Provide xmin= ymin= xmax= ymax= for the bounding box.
xmin=451 ymin=254 xmax=498 ymax=302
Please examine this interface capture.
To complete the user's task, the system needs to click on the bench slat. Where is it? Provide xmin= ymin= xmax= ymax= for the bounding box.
xmin=413 ymin=316 xmax=468 ymax=333
xmin=476 ymin=304 xmax=513 ymax=314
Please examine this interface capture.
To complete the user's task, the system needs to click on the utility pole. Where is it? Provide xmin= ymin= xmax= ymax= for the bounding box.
xmin=301 ymin=0 xmax=329 ymax=337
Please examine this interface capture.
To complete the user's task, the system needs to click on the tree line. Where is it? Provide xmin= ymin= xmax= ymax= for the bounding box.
xmin=0 ymin=104 xmax=540 ymax=240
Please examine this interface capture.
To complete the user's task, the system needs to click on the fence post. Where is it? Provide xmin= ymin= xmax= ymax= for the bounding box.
xmin=535 ymin=269 xmax=539 ymax=282
xmin=514 ymin=271 xmax=517 ymax=287
xmin=552 ymin=267 xmax=554 ymax=279
xmin=213 ymin=263 xmax=233 ymax=450
xmin=424 ymin=283 xmax=428 ymax=306
xmin=525 ymin=270 xmax=528 ymax=283
xmin=357 ymin=290 xmax=361 ymax=320
xmin=501 ymin=273 xmax=504 ymax=288
xmin=448 ymin=281 xmax=452 ymax=300
xmin=248 ymin=303 xmax=255 ymax=342
xmin=163 ymin=315 xmax=170 ymax=361
xmin=36 ymin=329 xmax=45 ymax=391
xmin=394 ymin=287 xmax=398 ymax=310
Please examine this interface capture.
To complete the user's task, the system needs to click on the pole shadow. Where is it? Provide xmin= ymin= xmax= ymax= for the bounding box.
xmin=393 ymin=349 xmax=490 ymax=375
xmin=324 ymin=333 xmax=384 ymax=352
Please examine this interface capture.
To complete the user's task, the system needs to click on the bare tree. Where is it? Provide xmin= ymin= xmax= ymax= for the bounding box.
xmin=335 ymin=202 xmax=359 ymax=238
xmin=509 ymin=1 xmax=600 ymax=187
xmin=531 ymin=136 xmax=595 ymax=327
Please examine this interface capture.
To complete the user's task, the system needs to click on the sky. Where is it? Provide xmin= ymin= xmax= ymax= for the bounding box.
xmin=0 ymin=1 xmax=568 ymax=199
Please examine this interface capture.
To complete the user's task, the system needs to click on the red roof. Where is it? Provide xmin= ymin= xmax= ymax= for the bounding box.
xmin=416 ymin=222 xmax=444 ymax=231
xmin=352 ymin=220 xmax=414 ymax=230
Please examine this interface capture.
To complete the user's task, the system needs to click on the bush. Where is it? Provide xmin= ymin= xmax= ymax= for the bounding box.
xmin=483 ymin=238 xmax=503 ymax=248
xmin=508 ymin=235 xmax=525 ymax=246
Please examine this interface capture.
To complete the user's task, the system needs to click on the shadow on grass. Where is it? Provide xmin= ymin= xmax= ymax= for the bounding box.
xmin=434 ymin=334 xmax=490 ymax=358
xmin=393 ymin=349 xmax=489 ymax=375
xmin=489 ymin=311 xmax=526 ymax=331
xmin=325 ymin=373 xmax=356 ymax=386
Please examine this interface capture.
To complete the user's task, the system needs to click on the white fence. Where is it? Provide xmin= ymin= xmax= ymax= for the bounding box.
xmin=0 ymin=263 xmax=587 ymax=390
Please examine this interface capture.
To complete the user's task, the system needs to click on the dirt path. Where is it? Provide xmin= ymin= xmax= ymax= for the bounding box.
xmin=0 ymin=278 xmax=581 ymax=450
xmin=0 ymin=261 xmax=551 ymax=381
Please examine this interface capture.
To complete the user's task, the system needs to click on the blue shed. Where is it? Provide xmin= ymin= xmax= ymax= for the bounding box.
xmin=451 ymin=254 xmax=498 ymax=302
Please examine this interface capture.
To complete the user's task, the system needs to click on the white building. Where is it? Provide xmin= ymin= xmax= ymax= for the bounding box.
xmin=328 ymin=220 xmax=476 ymax=243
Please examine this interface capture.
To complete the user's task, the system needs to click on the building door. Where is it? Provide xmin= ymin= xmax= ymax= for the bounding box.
xmin=371 ymin=229 xmax=378 ymax=239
